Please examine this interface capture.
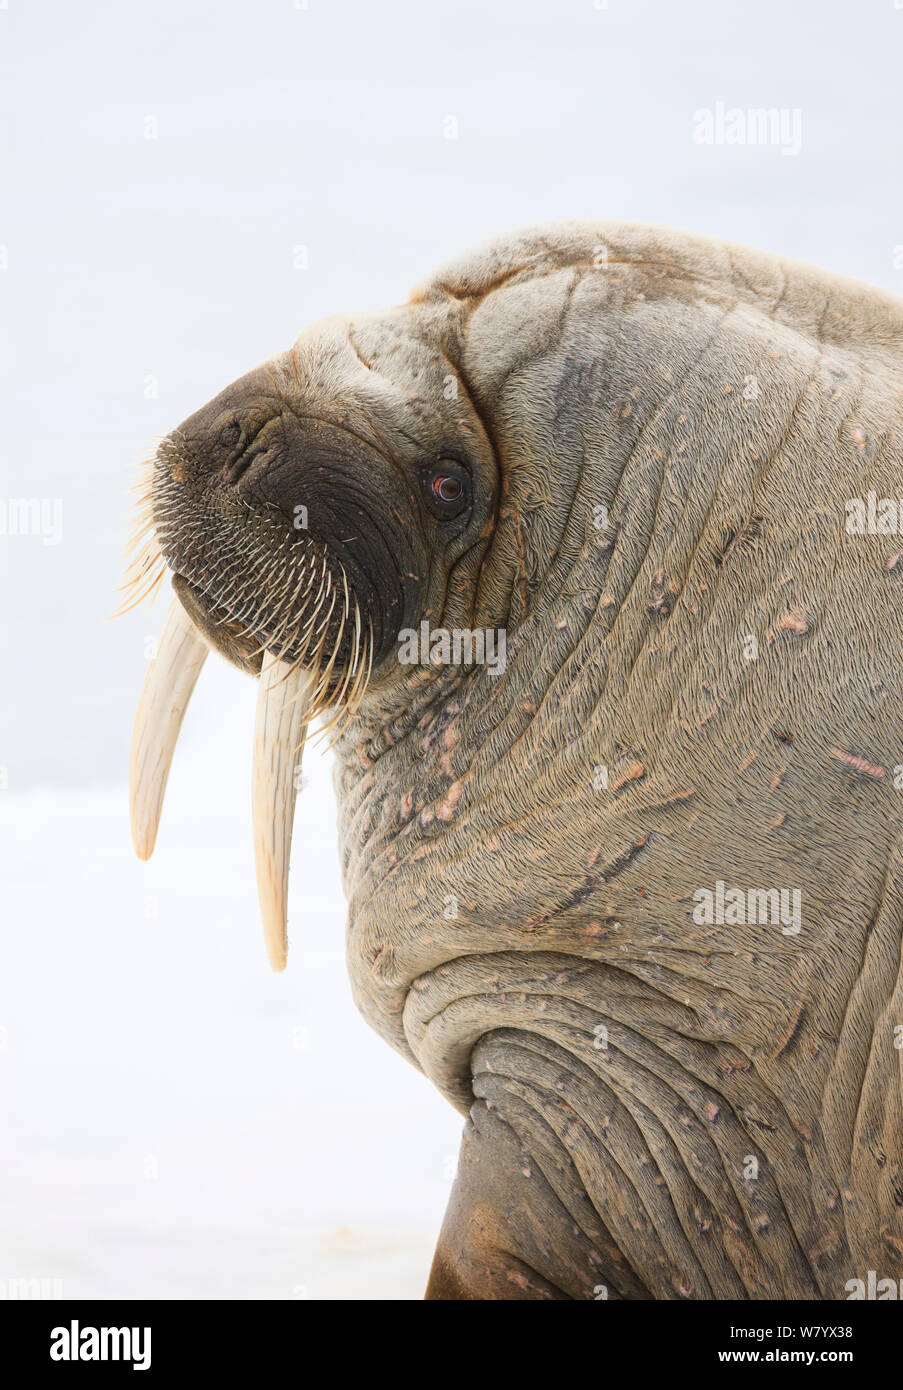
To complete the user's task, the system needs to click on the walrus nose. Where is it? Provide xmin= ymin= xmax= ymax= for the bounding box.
xmin=160 ymin=358 xmax=294 ymax=491
xmin=221 ymin=417 xmax=283 ymax=487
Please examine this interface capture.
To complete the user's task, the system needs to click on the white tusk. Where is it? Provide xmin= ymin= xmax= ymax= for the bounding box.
xmin=129 ymin=595 xmax=209 ymax=860
xmin=252 ymin=654 xmax=316 ymax=972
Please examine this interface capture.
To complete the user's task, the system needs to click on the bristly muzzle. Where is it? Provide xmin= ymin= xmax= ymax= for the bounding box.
xmin=119 ymin=440 xmax=376 ymax=974
xmin=119 ymin=435 xmax=374 ymax=731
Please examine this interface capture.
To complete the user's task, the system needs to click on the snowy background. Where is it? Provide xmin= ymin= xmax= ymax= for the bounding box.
xmin=1 ymin=0 xmax=901 ymax=1299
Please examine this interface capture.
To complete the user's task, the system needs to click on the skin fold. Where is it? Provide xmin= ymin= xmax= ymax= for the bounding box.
xmin=151 ymin=222 xmax=903 ymax=1299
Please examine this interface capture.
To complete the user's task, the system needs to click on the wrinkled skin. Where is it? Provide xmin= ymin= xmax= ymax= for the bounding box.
xmin=155 ymin=223 xmax=903 ymax=1299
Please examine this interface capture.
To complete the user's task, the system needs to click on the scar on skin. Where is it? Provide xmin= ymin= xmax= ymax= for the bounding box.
xmin=609 ymin=760 xmax=646 ymax=792
xmin=829 ymin=747 xmax=885 ymax=779
xmin=436 ymin=779 xmax=465 ymax=821
xmin=807 ymin=1229 xmax=841 ymax=1263
xmin=634 ymin=787 xmax=696 ymax=812
xmin=772 ymin=1001 xmax=806 ymax=1059
xmin=778 ymin=609 xmax=811 ymax=636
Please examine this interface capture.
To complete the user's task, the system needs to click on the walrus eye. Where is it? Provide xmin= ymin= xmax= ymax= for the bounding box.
xmin=424 ymin=462 xmax=470 ymax=517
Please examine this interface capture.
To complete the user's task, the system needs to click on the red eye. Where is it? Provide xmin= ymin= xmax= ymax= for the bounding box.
xmin=424 ymin=463 xmax=470 ymax=516
xmin=433 ymin=474 xmax=462 ymax=502
xmin=422 ymin=464 xmax=466 ymax=519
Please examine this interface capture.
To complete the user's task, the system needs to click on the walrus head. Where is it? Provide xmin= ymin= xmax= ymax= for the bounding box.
xmin=138 ymin=302 xmax=503 ymax=679
xmin=124 ymin=290 xmax=502 ymax=968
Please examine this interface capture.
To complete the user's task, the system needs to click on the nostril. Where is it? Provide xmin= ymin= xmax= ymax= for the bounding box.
xmin=217 ymin=417 xmax=242 ymax=448
xmin=221 ymin=415 xmax=283 ymax=487
xmin=223 ymin=448 xmax=255 ymax=486
xmin=226 ymin=445 xmax=281 ymax=489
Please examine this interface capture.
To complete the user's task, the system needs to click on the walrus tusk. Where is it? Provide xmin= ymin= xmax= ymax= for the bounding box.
xmin=129 ymin=597 xmax=209 ymax=860
xmin=252 ymin=654 xmax=315 ymax=972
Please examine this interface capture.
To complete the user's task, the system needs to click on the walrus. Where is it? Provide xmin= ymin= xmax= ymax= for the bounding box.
xmin=125 ymin=221 xmax=903 ymax=1299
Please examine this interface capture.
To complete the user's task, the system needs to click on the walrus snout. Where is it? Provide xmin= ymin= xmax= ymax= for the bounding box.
xmin=152 ymin=351 xmax=429 ymax=679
